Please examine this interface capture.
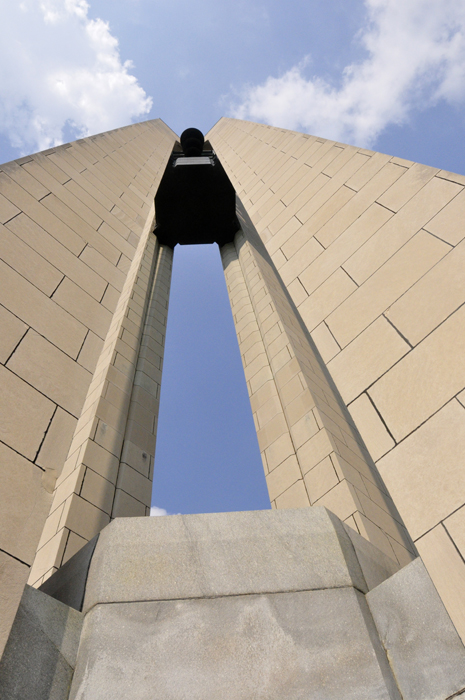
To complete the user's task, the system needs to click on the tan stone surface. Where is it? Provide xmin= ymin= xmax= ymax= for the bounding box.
xmin=112 ymin=488 xmax=146 ymax=517
xmin=0 ymin=258 xmax=87 ymax=358
xmin=0 ymin=191 xmax=20 ymax=223
xmin=376 ymin=162 xmax=437 ymax=212
xmin=297 ymin=428 xmax=334 ymax=474
xmin=0 ymin=443 xmax=52 ymax=564
xmin=343 ymin=177 xmax=459 ymax=285
xmin=298 ymin=202 xmax=393 ymax=297
xmin=60 ymin=494 xmax=110 ymax=541
xmin=444 ymin=505 xmax=465 ymax=561
xmin=274 ymin=479 xmax=310 ymax=508
xmin=62 ymin=531 xmax=88 ymax=564
xmin=5 ymin=213 xmax=107 ymax=301
xmin=7 ymin=330 xmax=91 ymax=417
xmin=80 ymin=467 xmax=115 ymax=515
xmin=299 ymin=268 xmax=357 ymax=332
xmin=385 ymin=240 xmax=465 ymax=345
xmin=266 ymin=456 xmax=302 ymax=501
xmin=53 ymin=277 xmax=112 ymax=339
xmin=0 ymin=222 xmax=63 ymax=295
xmin=327 ymin=229 xmax=450 ymax=348
xmin=314 ymin=479 xmax=360 ymax=521
xmin=313 ymin=162 xmax=404 ymax=248
xmin=416 ymin=524 xmax=465 ymax=645
xmin=36 ymin=408 xmax=77 ymax=485
xmin=347 ymin=394 xmax=394 ymax=462
xmin=369 ymin=305 xmax=465 ymax=441
xmin=0 ymin=304 xmax=27 ymax=364
xmin=424 ymin=188 xmax=465 ymax=245
xmin=327 ymin=316 xmax=409 ymax=404
xmin=377 ymin=400 xmax=465 ymax=540
xmin=304 ymin=456 xmax=339 ymax=503
xmin=0 ymin=364 xmax=55 ymax=460
xmin=116 ymin=463 xmax=152 ymax=507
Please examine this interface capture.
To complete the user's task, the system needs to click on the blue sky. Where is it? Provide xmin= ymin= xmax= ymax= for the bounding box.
xmin=1 ymin=0 xmax=465 ymax=515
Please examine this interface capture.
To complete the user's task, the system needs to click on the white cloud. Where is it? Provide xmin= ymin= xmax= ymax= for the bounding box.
xmin=150 ymin=505 xmax=169 ymax=516
xmin=231 ymin=0 xmax=465 ymax=147
xmin=0 ymin=0 xmax=152 ymax=153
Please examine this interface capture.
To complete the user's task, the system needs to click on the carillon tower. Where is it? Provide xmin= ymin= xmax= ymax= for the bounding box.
xmin=1 ymin=118 xmax=465 ymax=699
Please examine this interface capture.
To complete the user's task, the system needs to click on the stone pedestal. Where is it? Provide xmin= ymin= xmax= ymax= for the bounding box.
xmin=2 ymin=507 xmax=465 ymax=700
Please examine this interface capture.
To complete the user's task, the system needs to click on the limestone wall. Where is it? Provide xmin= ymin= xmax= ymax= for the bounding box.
xmin=0 ymin=119 xmax=176 ymax=654
xmin=209 ymin=117 xmax=465 ymax=641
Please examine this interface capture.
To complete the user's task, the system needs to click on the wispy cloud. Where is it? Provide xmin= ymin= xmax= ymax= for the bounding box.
xmin=0 ymin=0 xmax=152 ymax=153
xmin=231 ymin=0 xmax=465 ymax=147
xmin=150 ymin=505 xmax=169 ymax=516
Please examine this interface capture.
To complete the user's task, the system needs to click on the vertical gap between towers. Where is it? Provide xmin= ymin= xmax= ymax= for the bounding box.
xmin=151 ymin=243 xmax=270 ymax=516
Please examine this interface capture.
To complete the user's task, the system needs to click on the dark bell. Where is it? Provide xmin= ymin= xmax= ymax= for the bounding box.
xmin=180 ymin=128 xmax=204 ymax=157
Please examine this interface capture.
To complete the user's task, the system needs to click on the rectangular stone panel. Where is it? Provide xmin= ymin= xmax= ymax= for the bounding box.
xmin=70 ymin=588 xmax=399 ymax=700
xmin=83 ymin=508 xmax=367 ymax=612
xmin=376 ymin=400 xmax=465 ymax=540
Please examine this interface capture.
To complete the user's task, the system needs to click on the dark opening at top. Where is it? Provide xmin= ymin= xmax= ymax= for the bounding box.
xmin=155 ymin=128 xmax=239 ymax=248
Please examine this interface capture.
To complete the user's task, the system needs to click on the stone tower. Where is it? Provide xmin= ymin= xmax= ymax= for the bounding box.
xmin=1 ymin=118 xmax=465 ymax=698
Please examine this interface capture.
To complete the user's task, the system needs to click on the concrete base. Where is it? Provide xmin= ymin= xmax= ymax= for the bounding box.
xmin=0 ymin=585 xmax=82 ymax=700
xmin=2 ymin=507 xmax=465 ymax=700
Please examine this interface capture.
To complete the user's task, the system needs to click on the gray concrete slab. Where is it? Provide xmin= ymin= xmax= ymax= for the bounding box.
xmin=367 ymin=557 xmax=465 ymax=700
xmin=344 ymin=523 xmax=400 ymax=590
xmin=39 ymin=534 xmax=99 ymax=611
xmin=70 ymin=588 xmax=400 ymax=700
xmin=83 ymin=507 xmax=368 ymax=611
xmin=0 ymin=585 xmax=83 ymax=700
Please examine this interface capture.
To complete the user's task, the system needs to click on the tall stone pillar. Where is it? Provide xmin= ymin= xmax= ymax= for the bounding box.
xmin=210 ymin=116 xmax=465 ymax=642
xmin=0 ymin=119 xmax=176 ymax=654
xmin=221 ymin=205 xmax=415 ymax=567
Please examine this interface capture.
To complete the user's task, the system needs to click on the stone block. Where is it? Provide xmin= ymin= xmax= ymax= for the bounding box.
xmin=343 ymin=177 xmax=458 ymax=286
xmin=314 ymin=163 xmax=404 ymax=248
xmin=0 ymin=552 xmax=29 ymax=658
xmin=40 ymin=536 xmax=99 ymax=611
xmin=53 ymin=277 xmax=112 ymax=340
xmin=386 ymin=240 xmax=465 ymax=345
xmin=367 ymin=558 xmax=465 ymax=700
xmin=377 ymin=400 xmax=465 ymax=540
xmin=274 ymin=478 xmax=311 ymax=508
xmin=0 ymin=304 xmax=27 ymax=364
xmin=327 ymin=229 xmax=450 ymax=348
xmin=0 ymin=365 xmax=55 ymax=461
xmin=0 ymin=443 xmax=53 ymax=563
xmin=266 ymin=455 xmax=301 ymax=500
xmin=83 ymin=508 xmax=368 ymax=612
xmin=8 ymin=330 xmax=91 ymax=418
xmin=416 ymin=524 xmax=465 ymax=645
xmin=0 ymin=258 xmax=87 ymax=357
xmin=424 ymin=187 xmax=465 ymax=245
xmin=299 ymin=202 xmax=393 ymax=297
xmin=36 ymin=408 xmax=77 ymax=481
xmin=343 ymin=524 xmax=399 ymax=590
xmin=304 ymin=455 xmax=339 ymax=502
xmin=328 ymin=316 xmax=409 ymax=404
xmin=6 ymin=213 xmax=107 ymax=301
xmin=377 ymin=162 xmax=437 ymax=212
xmin=0 ymin=222 xmax=63 ymax=295
xmin=0 ymin=585 xmax=83 ymax=700
xmin=348 ymin=393 xmax=394 ymax=462
xmin=71 ymin=588 xmax=399 ymax=700
xmin=299 ymin=267 xmax=357 ymax=332
xmin=111 ymin=488 xmax=146 ymax=518
xmin=0 ymin=191 xmax=20 ymax=223
xmin=80 ymin=468 xmax=115 ymax=515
